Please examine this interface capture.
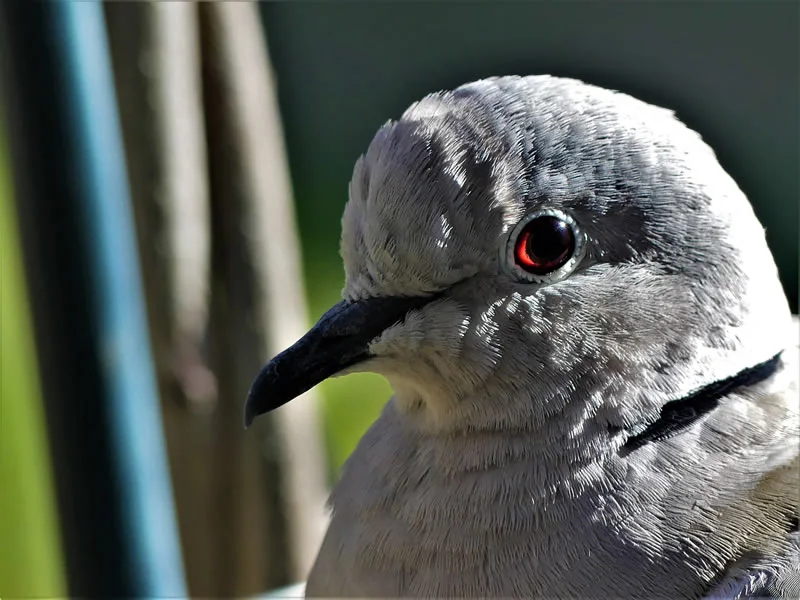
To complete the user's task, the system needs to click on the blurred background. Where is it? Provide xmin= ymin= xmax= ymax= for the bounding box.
xmin=0 ymin=1 xmax=796 ymax=598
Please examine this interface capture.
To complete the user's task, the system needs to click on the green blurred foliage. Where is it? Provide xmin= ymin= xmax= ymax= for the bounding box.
xmin=0 ymin=119 xmax=66 ymax=598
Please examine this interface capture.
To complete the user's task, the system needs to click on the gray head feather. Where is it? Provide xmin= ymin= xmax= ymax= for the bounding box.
xmin=341 ymin=75 xmax=790 ymax=432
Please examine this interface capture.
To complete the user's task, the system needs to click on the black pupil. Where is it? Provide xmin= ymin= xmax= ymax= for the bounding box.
xmin=522 ymin=216 xmax=575 ymax=273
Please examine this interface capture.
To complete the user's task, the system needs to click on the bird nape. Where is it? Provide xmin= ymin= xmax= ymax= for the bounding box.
xmin=245 ymin=75 xmax=799 ymax=599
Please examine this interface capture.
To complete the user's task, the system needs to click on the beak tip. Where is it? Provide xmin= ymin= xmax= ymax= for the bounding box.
xmin=243 ymin=360 xmax=278 ymax=429
xmin=243 ymin=391 xmax=261 ymax=429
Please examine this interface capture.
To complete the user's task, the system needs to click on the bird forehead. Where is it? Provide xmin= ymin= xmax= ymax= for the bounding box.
xmin=341 ymin=116 xmax=510 ymax=299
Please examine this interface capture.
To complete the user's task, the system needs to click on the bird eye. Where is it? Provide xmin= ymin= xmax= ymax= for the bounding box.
xmin=506 ymin=209 xmax=585 ymax=283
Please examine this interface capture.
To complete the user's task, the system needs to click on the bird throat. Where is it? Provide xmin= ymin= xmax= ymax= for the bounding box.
xmin=620 ymin=353 xmax=783 ymax=455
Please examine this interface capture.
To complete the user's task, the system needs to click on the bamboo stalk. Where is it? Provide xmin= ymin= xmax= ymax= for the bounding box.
xmin=201 ymin=2 xmax=330 ymax=582
xmin=151 ymin=2 xmax=213 ymax=393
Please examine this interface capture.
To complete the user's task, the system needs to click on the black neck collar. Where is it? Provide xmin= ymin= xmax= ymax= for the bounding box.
xmin=620 ymin=353 xmax=783 ymax=456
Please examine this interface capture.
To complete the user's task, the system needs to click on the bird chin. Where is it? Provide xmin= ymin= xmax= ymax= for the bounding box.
xmin=363 ymin=354 xmax=467 ymax=426
xmin=330 ymin=359 xmax=378 ymax=379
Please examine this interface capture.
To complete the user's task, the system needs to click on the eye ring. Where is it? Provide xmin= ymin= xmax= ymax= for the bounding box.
xmin=504 ymin=208 xmax=586 ymax=283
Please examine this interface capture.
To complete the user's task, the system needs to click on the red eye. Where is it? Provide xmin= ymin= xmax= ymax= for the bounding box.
xmin=514 ymin=215 xmax=576 ymax=275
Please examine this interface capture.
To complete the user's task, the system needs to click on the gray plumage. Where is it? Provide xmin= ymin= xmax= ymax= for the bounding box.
xmin=251 ymin=75 xmax=799 ymax=598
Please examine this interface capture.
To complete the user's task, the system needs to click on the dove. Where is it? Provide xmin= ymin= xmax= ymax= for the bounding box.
xmin=245 ymin=75 xmax=799 ymax=598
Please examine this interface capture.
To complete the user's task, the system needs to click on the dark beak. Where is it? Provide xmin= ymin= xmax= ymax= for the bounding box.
xmin=243 ymin=294 xmax=434 ymax=428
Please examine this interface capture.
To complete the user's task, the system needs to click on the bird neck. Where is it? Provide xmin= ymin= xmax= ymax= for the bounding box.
xmin=335 ymin=395 xmax=617 ymax=527
xmin=326 ymin=399 xmax=696 ymax=596
xmin=325 ymin=393 xmax=797 ymax=598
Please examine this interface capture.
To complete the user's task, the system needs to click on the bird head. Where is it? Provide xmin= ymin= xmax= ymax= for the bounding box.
xmin=244 ymin=76 xmax=791 ymax=442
